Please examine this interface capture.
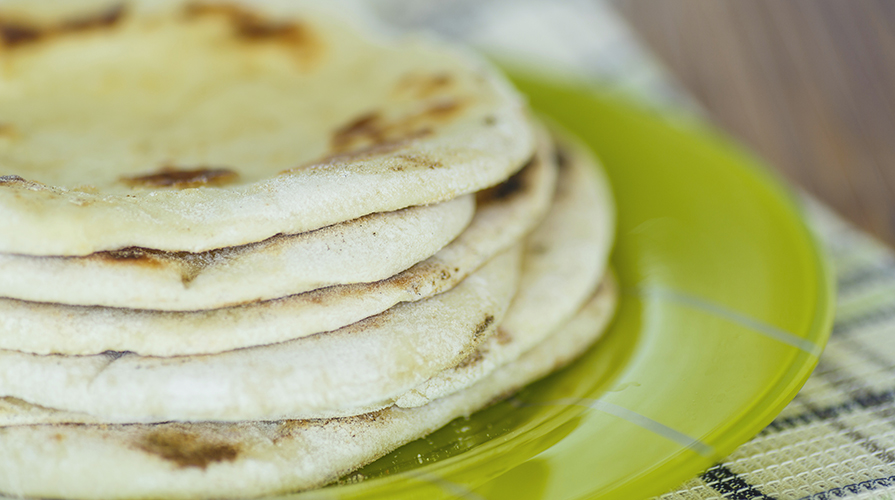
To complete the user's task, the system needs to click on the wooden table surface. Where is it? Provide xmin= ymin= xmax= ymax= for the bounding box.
xmin=614 ymin=0 xmax=895 ymax=247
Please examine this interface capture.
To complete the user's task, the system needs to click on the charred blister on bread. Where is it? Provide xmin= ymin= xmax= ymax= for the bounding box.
xmin=477 ymin=155 xmax=537 ymax=204
xmin=136 ymin=426 xmax=240 ymax=469
xmin=494 ymin=327 xmax=513 ymax=345
xmin=0 ymin=3 xmax=124 ymax=49
xmin=473 ymin=314 xmax=495 ymax=340
xmin=120 ymin=166 xmax=239 ymax=189
xmin=393 ymin=72 xmax=454 ymax=99
xmin=329 ymin=99 xmax=466 ymax=154
xmin=455 ymin=349 xmax=485 ymax=369
xmin=0 ymin=123 xmax=18 ymax=139
xmin=183 ymin=2 xmax=324 ymax=69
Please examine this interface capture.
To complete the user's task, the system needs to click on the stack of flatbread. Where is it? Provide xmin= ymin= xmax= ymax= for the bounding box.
xmin=0 ymin=1 xmax=617 ymax=498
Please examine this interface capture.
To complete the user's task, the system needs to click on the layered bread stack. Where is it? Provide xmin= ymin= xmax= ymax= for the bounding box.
xmin=0 ymin=1 xmax=617 ymax=498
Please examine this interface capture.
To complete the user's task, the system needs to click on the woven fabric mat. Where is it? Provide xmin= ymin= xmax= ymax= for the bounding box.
xmin=366 ymin=0 xmax=895 ymax=498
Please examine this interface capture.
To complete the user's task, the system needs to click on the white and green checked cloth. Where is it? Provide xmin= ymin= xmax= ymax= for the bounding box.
xmin=366 ymin=0 xmax=895 ymax=498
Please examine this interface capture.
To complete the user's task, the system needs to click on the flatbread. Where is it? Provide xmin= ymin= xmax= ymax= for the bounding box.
xmin=0 ymin=195 xmax=474 ymax=310
xmin=0 ymin=130 xmax=556 ymax=356
xmin=0 ymin=0 xmax=534 ymax=255
xmin=0 ymin=274 xmax=617 ymax=500
xmin=0 ymin=247 xmax=521 ymax=422
xmin=397 ymin=134 xmax=615 ymax=407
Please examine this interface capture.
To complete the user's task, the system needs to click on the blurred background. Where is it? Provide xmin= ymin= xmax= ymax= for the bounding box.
xmin=368 ymin=0 xmax=895 ymax=247
xmin=615 ymin=0 xmax=895 ymax=247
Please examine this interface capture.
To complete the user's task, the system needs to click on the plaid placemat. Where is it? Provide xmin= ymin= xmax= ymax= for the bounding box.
xmin=658 ymin=201 xmax=895 ymax=500
xmin=366 ymin=1 xmax=895 ymax=498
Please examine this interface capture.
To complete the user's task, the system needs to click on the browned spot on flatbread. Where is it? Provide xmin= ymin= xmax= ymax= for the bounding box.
xmin=382 ymin=260 xmax=458 ymax=297
xmin=94 ymin=248 xmax=170 ymax=270
xmin=476 ymin=155 xmax=536 ymax=204
xmin=394 ymin=72 xmax=454 ymax=99
xmin=330 ymin=112 xmax=383 ymax=151
xmin=90 ymin=245 xmax=232 ymax=286
xmin=456 ymin=349 xmax=484 ymax=369
xmin=121 ymin=166 xmax=238 ymax=189
xmin=490 ymin=174 xmax=524 ymax=200
xmin=271 ymin=419 xmax=316 ymax=443
xmin=328 ymin=130 xmax=431 ymax=163
xmin=474 ymin=314 xmax=495 ymax=340
xmin=424 ymin=99 xmax=463 ymax=120
xmin=0 ymin=175 xmax=26 ymax=185
xmin=100 ymin=349 xmax=129 ymax=362
xmin=185 ymin=2 xmax=322 ymax=68
xmin=0 ymin=124 xmax=17 ymax=138
xmin=0 ymin=4 xmax=124 ymax=48
xmin=137 ymin=428 xmax=239 ymax=469
xmin=0 ymin=22 xmax=39 ymax=47
xmin=315 ymin=258 xmax=458 ymax=308
xmin=423 ymin=73 xmax=452 ymax=90
xmin=60 ymin=4 xmax=125 ymax=32
xmin=494 ymin=327 xmax=513 ymax=345
xmin=185 ymin=2 xmax=299 ymax=40
xmin=392 ymin=153 xmax=442 ymax=172
xmin=385 ymin=267 xmax=422 ymax=290
xmin=554 ymin=145 xmax=570 ymax=170
xmin=275 ymin=409 xmax=390 ymax=442
xmin=327 ymin=99 xmax=465 ymax=155
xmin=340 ymin=409 xmax=386 ymax=423
xmin=0 ymin=175 xmax=51 ymax=192
xmin=284 ymin=129 xmax=433 ymax=175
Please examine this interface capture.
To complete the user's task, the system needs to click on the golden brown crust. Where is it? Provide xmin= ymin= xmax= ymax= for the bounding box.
xmin=0 ymin=3 xmax=124 ymax=48
xmin=120 ymin=167 xmax=240 ymax=189
xmin=135 ymin=426 xmax=240 ymax=470
xmin=328 ymin=99 xmax=466 ymax=154
xmin=183 ymin=2 xmax=323 ymax=67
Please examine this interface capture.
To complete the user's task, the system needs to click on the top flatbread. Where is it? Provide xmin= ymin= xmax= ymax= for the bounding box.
xmin=0 ymin=0 xmax=534 ymax=255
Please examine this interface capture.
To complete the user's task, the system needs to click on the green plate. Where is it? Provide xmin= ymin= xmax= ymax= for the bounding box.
xmin=293 ymin=74 xmax=835 ymax=500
